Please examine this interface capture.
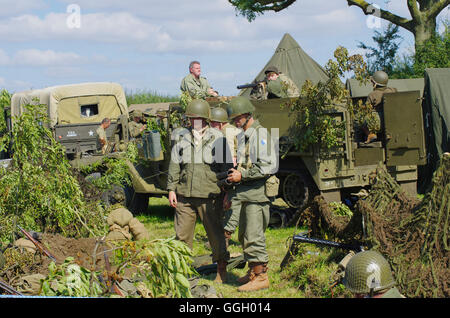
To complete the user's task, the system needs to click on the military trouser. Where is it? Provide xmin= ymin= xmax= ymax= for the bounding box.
xmin=174 ymin=196 xmax=229 ymax=263
xmin=223 ymin=197 xmax=242 ymax=234
xmin=237 ymin=201 xmax=270 ymax=264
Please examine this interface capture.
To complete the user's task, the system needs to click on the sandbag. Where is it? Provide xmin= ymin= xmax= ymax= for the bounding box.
xmin=129 ymin=218 xmax=150 ymax=240
xmin=14 ymin=238 xmax=36 ymax=253
xmin=107 ymin=207 xmax=133 ymax=227
xmin=15 ymin=274 xmax=45 ymax=295
xmin=105 ymin=230 xmax=129 ymax=242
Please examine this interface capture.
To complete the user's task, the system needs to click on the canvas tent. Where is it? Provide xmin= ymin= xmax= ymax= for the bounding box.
xmin=346 ymin=78 xmax=425 ymax=98
xmin=10 ymin=82 xmax=128 ymax=128
xmin=418 ymin=68 xmax=450 ymax=192
xmin=238 ymin=33 xmax=329 ymax=97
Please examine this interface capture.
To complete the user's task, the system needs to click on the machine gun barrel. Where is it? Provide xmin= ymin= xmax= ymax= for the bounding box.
xmin=293 ymin=234 xmax=364 ymax=252
xmin=237 ymin=83 xmax=258 ymax=90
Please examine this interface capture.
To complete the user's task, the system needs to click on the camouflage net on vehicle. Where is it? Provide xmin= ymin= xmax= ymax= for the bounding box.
xmin=299 ymin=154 xmax=449 ymax=298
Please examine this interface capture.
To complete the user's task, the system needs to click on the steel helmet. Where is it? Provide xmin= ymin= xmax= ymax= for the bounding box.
xmin=185 ymin=99 xmax=211 ymax=119
xmin=210 ymin=107 xmax=229 ymax=123
xmin=371 ymin=71 xmax=389 ymax=87
xmin=343 ymin=250 xmax=395 ymax=294
xmin=227 ymin=96 xmax=255 ymax=120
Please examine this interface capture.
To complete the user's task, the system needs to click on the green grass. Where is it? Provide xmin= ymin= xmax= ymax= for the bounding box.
xmin=125 ymin=89 xmax=179 ymax=105
xmin=136 ymin=196 xmax=351 ymax=298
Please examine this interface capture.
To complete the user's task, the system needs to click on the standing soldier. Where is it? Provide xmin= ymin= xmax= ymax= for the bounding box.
xmin=167 ymin=99 xmax=230 ymax=283
xmin=226 ymin=96 xmax=279 ymax=292
xmin=343 ymin=250 xmax=405 ymax=298
xmin=363 ymin=70 xmax=398 ymax=143
xmin=209 ymin=106 xmax=242 ymax=247
xmin=97 ymin=117 xmax=111 ymax=154
xmin=129 ymin=110 xmax=147 ymax=138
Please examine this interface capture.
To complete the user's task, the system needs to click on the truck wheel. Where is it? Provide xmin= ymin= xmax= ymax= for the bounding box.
xmin=282 ymin=173 xmax=313 ymax=209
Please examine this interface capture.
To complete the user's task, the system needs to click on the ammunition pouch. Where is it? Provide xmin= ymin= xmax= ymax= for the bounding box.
xmin=265 ymin=175 xmax=280 ymax=197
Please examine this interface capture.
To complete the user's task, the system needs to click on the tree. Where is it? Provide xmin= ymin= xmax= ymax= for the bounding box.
xmin=228 ymin=0 xmax=450 ymax=49
xmin=357 ymin=23 xmax=403 ymax=74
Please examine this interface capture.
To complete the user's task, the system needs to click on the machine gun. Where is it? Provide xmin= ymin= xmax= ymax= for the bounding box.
xmin=236 ymin=79 xmax=267 ymax=90
xmin=280 ymin=233 xmax=364 ymax=269
xmin=292 ymin=234 xmax=364 ymax=253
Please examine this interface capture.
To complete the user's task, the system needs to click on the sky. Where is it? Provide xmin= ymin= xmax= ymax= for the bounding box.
xmin=0 ymin=0 xmax=448 ymax=96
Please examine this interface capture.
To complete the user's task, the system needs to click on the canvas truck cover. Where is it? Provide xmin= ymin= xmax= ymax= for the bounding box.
xmin=239 ymin=33 xmax=329 ymax=97
xmin=418 ymin=68 xmax=450 ymax=192
xmin=346 ymin=78 xmax=425 ymax=98
xmin=10 ymin=82 xmax=128 ymax=128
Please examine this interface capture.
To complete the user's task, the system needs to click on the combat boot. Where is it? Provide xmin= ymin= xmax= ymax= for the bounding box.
xmin=237 ymin=262 xmax=268 ymax=284
xmin=237 ymin=263 xmax=269 ymax=292
xmin=214 ymin=260 xmax=227 ymax=283
xmin=365 ymin=133 xmax=377 ymax=143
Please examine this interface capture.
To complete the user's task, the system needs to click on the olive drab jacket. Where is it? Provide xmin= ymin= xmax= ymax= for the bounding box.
xmin=267 ymin=73 xmax=300 ymax=98
xmin=167 ymin=127 xmax=232 ymax=198
xmin=129 ymin=121 xmax=145 ymax=138
xmin=235 ymin=120 xmax=278 ymax=203
xmin=180 ymin=73 xmax=213 ymax=99
xmin=367 ymin=86 xmax=398 ymax=111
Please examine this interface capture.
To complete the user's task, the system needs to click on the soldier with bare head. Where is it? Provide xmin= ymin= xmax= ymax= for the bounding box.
xmin=180 ymin=60 xmax=218 ymax=98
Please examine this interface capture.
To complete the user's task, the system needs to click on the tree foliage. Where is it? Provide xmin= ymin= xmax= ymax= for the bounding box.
xmin=0 ymin=103 xmax=107 ymax=242
xmin=286 ymin=46 xmax=369 ymax=153
xmin=228 ymin=0 xmax=450 ymax=47
xmin=358 ymin=23 xmax=403 ymax=74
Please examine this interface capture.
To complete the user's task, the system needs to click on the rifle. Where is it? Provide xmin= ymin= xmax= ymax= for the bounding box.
xmin=216 ymin=167 xmax=237 ymax=189
xmin=293 ymin=234 xmax=364 ymax=252
xmin=0 ymin=279 xmax=24 ymax=296
xmin=17 ymin=226 xmax=57 ymax=262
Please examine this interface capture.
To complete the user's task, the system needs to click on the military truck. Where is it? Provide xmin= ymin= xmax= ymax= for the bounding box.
xmin=3 ymin=82 xmax=130 ymax=162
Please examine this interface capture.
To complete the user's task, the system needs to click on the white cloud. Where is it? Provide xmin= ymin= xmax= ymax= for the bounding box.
xmin=0 ymin=49 xmax=10 ymax=65
xmin=13 ymin=49 xmax=83 ymax=66
xmin=0 ymin=0 xmax=47 ymax=17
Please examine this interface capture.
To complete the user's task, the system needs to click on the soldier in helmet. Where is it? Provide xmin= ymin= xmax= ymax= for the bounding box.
xmin=167 ymin=99 xmax=230 ymax=284
xmin=343 ymin=250 xmax=405 ymax=298
xmin=264 ymin=66 xmax=300 ymax=99
xmin=180 ymin=61 xmax=218 ymax=99
xmin=226 ymin=96 xmax=278 ymax=292
xmin=129 ymin=109 xmax=147 ymax=138
xmin=362 ymin=71 xmax=398 ymax=143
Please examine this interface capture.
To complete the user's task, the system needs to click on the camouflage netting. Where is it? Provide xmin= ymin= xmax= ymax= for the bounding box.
xmin=299 ymin=154 xmax=449 ymax=298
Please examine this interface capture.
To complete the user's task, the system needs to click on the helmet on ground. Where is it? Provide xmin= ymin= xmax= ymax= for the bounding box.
xmin=371 ymin=71 xmax=389 ymax=87
xmin=210 ymin=107 xmax=229 ymax=123
xmin=343 ymin=250 xmax=395 ymax=294
xmin=185 ymin=99 xmax=211 ymax=119
xmin=227 ymin=96 xmax=255 ymax=120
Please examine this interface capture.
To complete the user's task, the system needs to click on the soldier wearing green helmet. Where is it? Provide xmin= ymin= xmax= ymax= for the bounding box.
xmin=129 ymin=109 xmax=147 ymax=138
xmin=225 ymin=96 xmax=279 ymax=292
xmin=343 ymin=250 xmax=405 ymax=298
xmin=167 ymin=99 xmax=231 ymax=284
xmin=362 ymin=70 xmax=398 ymax=143
xmin=264 ymin=66 xmax=300 ymax=99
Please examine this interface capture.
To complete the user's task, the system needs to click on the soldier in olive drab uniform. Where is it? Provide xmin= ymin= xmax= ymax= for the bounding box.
xmin=209 ymin=107 xmax=243 ymax=247
xmin=180 ymin=61 xmax=218 ymax=99
xmin=363 ymin=71 xmax=398 ymax=143
xmin=97 ymin=117 xmax=111 ymax=154
xmin=343 ymin=250 xmax=405 ymax=298
xmin=264 ymin=66 xmax=300 ymax=99
xmin=129 ymin=109 xmax=147 ymax=138
xmin=226 ymin=96 xmax=278 ymax=292
xmin=167 ymin=99 xmax=231 ymax=284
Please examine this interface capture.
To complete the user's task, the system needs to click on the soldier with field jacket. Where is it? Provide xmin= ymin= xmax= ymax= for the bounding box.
xmin=226 ymin=96 xmax=279 ymax=292
xmin=167 ymin=99 xmax=231 ymax=283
